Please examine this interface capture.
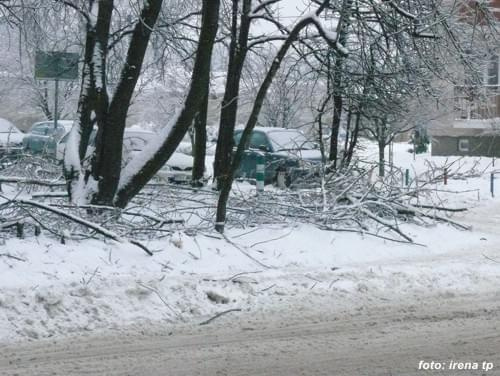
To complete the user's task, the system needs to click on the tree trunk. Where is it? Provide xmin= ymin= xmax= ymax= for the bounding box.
xmin=329 ymin=92 xmax=342 ymax=165
xmin=344 ymin=110 xmax=360 ymax=167
xmin=327 ymin=0 xmax=353 ymax=166
xmin=339 ymin=107 xmax=352 ymax=169
xmin=91 ymin=0 xmax=164 ymax=205
xmin=64 ymin=0 xmax=113 ymax=201
xmin=378 ymin=140 xmax=385 ymax=177
xmin=215 ymin=1 xmax=339 ymax=232
xmin=192 ymin=87 xmax=208 ymax=186
xmin=114 ymin=0 xmax=220 ymax=207
xmin=213 ymin=0 xmax=251 ymax=189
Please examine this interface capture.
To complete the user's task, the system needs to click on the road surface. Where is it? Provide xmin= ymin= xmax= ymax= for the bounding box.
xmin=1 ymin=292 xmax=499 ymax=375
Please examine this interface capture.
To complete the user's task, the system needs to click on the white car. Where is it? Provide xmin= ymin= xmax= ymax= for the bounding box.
xmin=57 ymin=126 xmax=195 ymax=183
xmin=121 ymin=128 xmax=195 ymax=183
xmin=0 ymin=118 xmax=24 ymax=156
xmin=156 ymin=151 xmax=195 ymax=183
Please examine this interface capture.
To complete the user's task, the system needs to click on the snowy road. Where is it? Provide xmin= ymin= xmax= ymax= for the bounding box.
xmin=1 ymin=292 xmax=499 ymax=376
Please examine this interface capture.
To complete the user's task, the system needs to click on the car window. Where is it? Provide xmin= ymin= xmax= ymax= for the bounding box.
xmin=123 ymin=132 xmax=155 ymax=152
xmin=31 ymin=124 xmax=48 ymax=135
xmin=249 ymin=132 xmax=270 ymax=150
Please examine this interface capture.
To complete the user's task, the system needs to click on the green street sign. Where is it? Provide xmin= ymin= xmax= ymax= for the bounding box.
xmin=35 ymin=51 xmax=79 ymax=81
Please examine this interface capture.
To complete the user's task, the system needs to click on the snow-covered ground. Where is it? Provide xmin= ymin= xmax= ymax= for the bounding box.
xmin=1 ymin=142 xmax=500 ymax=343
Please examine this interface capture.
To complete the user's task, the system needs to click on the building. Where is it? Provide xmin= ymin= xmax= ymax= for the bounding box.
xmin=430 ymin=0 xmax=500 ymax=156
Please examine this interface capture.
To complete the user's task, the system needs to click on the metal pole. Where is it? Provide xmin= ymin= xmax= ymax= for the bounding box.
xmin=443 ymin=168 xmax=448 ymax=185
xmin=389 ymin=141 xmax=393 ymax=172
xmin=256 ymin=155 xmax=265 ymax=194
xmin=54 ymin=79 xmax=59 ymax=129
xmin=491 ymin=172 xmax=495 ymax=198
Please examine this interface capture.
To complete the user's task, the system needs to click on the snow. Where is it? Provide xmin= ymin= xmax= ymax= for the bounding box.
xmin=1 ymin=141 xmax=500 ymax=342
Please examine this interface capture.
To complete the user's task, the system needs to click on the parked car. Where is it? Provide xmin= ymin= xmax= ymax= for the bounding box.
xmin=233 ymin=127 xmax=323 ymax=185
xmin=0 ymin=118 xmax=24 ymax=157
xmin=56 ymin=126 xmax=195 ymax=183
xmin=23 ymin=120 xmax=74 ymax=157
xmin=122 ymin=128 xmax=196 ymax=183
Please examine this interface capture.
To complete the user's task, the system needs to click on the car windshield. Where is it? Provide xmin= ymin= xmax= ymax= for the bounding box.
xmin=267 ymin=130 xmax=315 ymax=151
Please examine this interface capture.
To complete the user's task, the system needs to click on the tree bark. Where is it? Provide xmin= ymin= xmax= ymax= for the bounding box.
xmin=344 ymin=110 xmax=360 ymax=167
xmin=213 ymin=0 xmax=251 ymax=190
xmin=328 ymin=0 xmax=353 ymax=166
xmin=192 ymin=86 xmax=208 ymax=186
xmin=329 ymin=92 xmax=342 ymax=165
xmin=378 ymin=140 xmax=385 ymax=177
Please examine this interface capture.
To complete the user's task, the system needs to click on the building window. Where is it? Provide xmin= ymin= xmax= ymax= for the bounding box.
xmin=458 ymin=138 xmax=470 ymax=152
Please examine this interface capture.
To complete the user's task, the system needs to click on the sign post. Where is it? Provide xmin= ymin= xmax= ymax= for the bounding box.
xmin=34 ymin=51 xmax=79 ymax=128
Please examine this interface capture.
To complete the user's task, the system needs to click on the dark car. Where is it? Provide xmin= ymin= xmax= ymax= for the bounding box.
xmin=233 ymin=127 xmax=323 ymax=185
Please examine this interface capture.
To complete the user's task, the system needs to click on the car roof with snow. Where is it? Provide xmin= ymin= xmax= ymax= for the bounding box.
xmin=125 ymin=126 xmax=156 ymax=134
xmin=31 ymin=120 xmax=75 ymax=130
xmin=236 ymin=126 xmax=305 ymax=134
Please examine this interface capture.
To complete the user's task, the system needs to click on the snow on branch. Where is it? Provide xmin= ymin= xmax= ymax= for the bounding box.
xmin=309 ymin=15 xmax=349 ymax=55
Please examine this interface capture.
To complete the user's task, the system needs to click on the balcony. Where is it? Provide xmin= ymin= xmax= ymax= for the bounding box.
xmin=454 ymin=85 xmax=500 ymax=127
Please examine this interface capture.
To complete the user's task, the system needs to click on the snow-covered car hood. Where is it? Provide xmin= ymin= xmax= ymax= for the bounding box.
xmin=165 ymin=152 xmax=194 ymax=170
xmin=0 ymin=132 xmax=24 ymax=145
xmin=275 ymin=149 xmax=323 ymax=162
xmin=0 ymin=118 xmax=24 ymax=147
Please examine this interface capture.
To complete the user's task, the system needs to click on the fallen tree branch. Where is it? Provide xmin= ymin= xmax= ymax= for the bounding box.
xmin=222 ymin=234 xmax=274 ymax=269
xmin=0 ymin=176 xmax=65 ymax=187
xmin=411 ymin=204 xmax=468 ymax=212
xmin=136 ymin=282 xmax=181 ymax=318
xmin=13 ymin=199 xmax=153 ymax=256
xmin=0 ymin=253 xmax=26 ymax=262
xmin=199 ymin=308 xmax=242 ymax=326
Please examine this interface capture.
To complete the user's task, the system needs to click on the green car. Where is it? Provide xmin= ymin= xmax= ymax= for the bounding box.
xmin=23 ymin=120 xmax=74 ymax=157
xmin=233 ymin=127 xmax=322 ymax=185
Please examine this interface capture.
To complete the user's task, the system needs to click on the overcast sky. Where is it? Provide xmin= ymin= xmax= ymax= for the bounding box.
xmin=256 ymin=0 xmax=314 ymax=33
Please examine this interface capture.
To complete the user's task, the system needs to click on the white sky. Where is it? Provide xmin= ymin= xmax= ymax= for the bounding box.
xmin=256 ymin=0 xmax=314 ymax=34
